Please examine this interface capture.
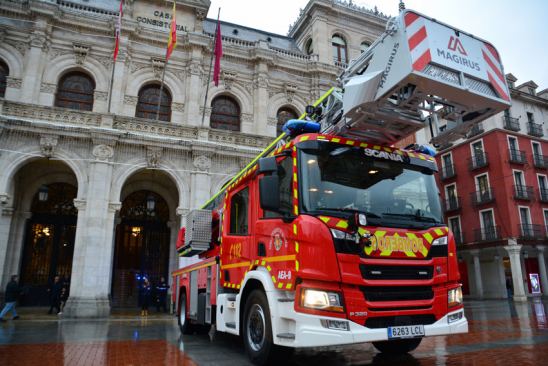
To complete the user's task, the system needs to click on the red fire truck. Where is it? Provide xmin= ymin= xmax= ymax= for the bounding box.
xmin=172 ymin=8 xmax=510 ymax=365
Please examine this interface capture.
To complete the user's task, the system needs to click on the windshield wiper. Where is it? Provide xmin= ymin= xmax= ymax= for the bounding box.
xmin=321 ymin=207 xmax=381 ymax=218
xmin=381 ymin=212 xmax=439 ymax=223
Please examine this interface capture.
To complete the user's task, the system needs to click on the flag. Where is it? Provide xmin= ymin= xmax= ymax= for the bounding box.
xmin=166 ymin=1 xmax=177 ymax=60
xmin=213 ymin=18 xmax=223 ymax=86
xmin=113 ymin=0 xmax=123 ymax=61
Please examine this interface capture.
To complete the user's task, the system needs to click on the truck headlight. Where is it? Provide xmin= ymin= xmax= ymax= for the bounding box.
xmin=432 ymin=236 xmax=448 ymax=246
xmin=448 ymin=286 xmax=463 ymax=308
xmin=301 ymin=289 xmax=344 ymax=313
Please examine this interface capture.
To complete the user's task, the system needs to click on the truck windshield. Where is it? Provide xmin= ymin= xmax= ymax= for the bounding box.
xmin=299 ymin=145 xmax=443 ymax=229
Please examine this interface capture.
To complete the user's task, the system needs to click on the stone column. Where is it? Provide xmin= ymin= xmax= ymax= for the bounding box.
xmin=21 ymin=23 xmax=49 ymax=102
xmin=311 ymin=15 xmax=330 ymax=64
xmin=0 ymin=203 xmax=14 ymax=288
xmin=537 ymin=246 xmax=548 ymax=298
xmin=252 ymin=63 xmax=269 ymax=136
xmin=190 ymin=154 xmax=212 ymax=209
xmin=504 ymin=240 xmax=527 ymax=302
xmin=64 ymin=143 xmax=116 ymax=317
xmin=470 ymin=250 xmax=483 ymax=299
xmin=109 ymin=36 xmax=128 ymax=115
xmin=495 ymin=254 xmax=507 ymax=298
xmin=187 ymin=54 xmax=204 ymax=127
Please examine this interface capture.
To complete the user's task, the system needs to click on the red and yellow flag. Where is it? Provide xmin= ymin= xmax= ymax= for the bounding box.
xmin=113 ymin=0 xmax=122 ymax=61
xmin=213 ymin=17 xmax=223 ymax=86
xmin=166 ymin=1 xmax=177 ymax=60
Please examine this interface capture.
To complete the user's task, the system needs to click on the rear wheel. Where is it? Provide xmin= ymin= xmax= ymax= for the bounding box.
xmin=178 ymin=291 xmax=193 ymax=334
xmin=372 ymin=338 xmax=422 ymax=354
xmin=243 ymin=290 xmax=274 ymax=365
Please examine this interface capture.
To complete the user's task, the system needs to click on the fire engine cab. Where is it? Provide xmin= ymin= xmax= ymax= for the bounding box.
xmin=172 ymin=7 xmax=510 ymax=365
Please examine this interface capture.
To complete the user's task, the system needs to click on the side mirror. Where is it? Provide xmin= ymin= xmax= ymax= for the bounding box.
xmin=258 ymin=156 xmax=277 ymax=174
xmin=259 ymin=175 xmax=280 ymax=212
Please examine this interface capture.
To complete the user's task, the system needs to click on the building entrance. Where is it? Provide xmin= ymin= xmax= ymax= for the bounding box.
xmin=111 ymin=191 xmax=170 ymax=308
xmin=19 ymin=183 xmax=77 ymax=306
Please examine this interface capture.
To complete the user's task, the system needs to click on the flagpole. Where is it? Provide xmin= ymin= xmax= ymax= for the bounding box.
xmin=107 ymin=60 xmax=116 ymax=113
xmin=200 ymin=7 xmax=220 ymax=127
xmin=156 ymin=65 xmax=167 ymax=121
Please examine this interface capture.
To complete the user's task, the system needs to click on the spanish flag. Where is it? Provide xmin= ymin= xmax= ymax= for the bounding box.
xmin=166 ymin=1 xmax=177 ymax=60
xmin=113 ymin=1 xmax=122 ymax=61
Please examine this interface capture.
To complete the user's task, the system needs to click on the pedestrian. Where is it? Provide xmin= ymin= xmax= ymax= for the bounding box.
xmin=506 ymin=277 xmax=513 ymax=299
xmin=47 ymin=276 xmax=63 ymax=314
xmin=0 ymin=275 xmax=21 ymax=322
xmin=57 ymin=282 xmax=69 ymax=315
xmin=140 ymin=278 xmax=151 ymax=317
xmin=155 ymin=276 xmax=169 ymax=313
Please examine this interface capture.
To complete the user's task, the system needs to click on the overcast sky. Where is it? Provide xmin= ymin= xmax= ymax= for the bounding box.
xmin=207 ymin=0 xmax=548 ymax=89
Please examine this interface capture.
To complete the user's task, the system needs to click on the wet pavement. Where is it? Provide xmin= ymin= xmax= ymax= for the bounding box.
xmin=1 ymin=299 xmax=547 ymax=365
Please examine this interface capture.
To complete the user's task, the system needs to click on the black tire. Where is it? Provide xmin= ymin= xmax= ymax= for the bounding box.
xmin=372 ymin=338 xmax=422 ymax=354
xmin=178 ymin=291 xmax=193 ymax=335
xmin=243 ymin=290 xmax=275 ymax=365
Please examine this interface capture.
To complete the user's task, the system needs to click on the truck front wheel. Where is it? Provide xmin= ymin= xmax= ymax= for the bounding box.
xmin=372 ymin=338 xmax=422 ymax=354
xmin=243 ymin=290 xmax=274 ymax=365
xmin=178 ymin=292 xmax=193 ymax=334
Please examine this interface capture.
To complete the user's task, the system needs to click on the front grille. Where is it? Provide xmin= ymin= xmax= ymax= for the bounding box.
xmin=361 ymin=286 xmax=433 ymax=301
xmin=365 ymin=314 xmax=436 ymax=329
xmin=360 ymin=265 xmax=433 ymax=280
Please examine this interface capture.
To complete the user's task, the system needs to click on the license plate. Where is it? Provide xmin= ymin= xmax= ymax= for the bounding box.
xmin=387 ymin=325 xmax=425 ymax=339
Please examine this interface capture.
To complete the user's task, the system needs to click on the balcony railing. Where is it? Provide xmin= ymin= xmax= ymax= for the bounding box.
xmin=508 ymin=149 xmax=527 ymax=164
xmin=470 ymin=188 xmax=495 ymax=206
xmin=534 ymin=154 xmax=548 ymax=169
xmin=474 ymin=226 xmax=501 ymax=242
xmin=443 ymin=196 xmax=461 ymax=212
xmin=527 ymin=122 xmax=544 ymax=137
xmin=513 ymin=185 xmax=533 ymax=200
xmin=539 ymin=188 xmax=548 ymax=202
xmin=518 ymin=224 xmax=542 ymax=240
xmin=467 ymin=122 xmax=484 ymax=138
xmin=440 ymin=163 xmax=456 ymax=180
xmin=468 ymin=152 xmax=489 ymax=170
xmin=503 ymin=116 xmax=520 ymax=131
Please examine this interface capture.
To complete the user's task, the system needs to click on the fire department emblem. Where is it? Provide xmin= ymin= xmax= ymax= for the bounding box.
xmin=269 ymin=228 xmax=287 ymax=251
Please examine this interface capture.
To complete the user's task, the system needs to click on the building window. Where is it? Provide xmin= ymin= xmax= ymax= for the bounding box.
xmin=229 ymin=187 xmax=249 ymax=235
xmin=305 ymin=38 xmax=313 ymax=55
xmin=528 ymin=87 xmax=536 ymax=95
xmin=54 ymin=71 xmax=95 ymax=111
xmin=519 ymin=206 xmax=532 ymax=237
xmin=0 ymin=59 xmax=8 ymax=98
xmin=527 ymin=112 xmax=534 ymax=123
xmin=480 ymin=209 xmax=496 ymax=240
xmin=538 ymin=175 xmax=548 ymax=201
xmin=360 ymin=41 xmax=371 ymax=53
xmin=448 ymin=216 xmax=463 ymax=244
xmin=276 ymin=107 xmax=298 ymax=135
xmin=332 ymin=34 xmax=347 ymax=64
xmin=210 ymin=96 xmax=240 ymax=131
xmin=136 ymin=84 xmax=172 ymax=122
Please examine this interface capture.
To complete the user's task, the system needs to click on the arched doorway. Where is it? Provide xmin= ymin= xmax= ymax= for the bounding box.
xmin=111 ymin=190 xmax=170 ymax=308
xmin=19 ymin=183 xmax=77 ymax=306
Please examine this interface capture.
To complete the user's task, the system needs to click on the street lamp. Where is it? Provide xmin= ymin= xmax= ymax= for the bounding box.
xmin=146 ymin=194 xmax=156 ymax=212
xmin=38 ymin=185 xmax=49 ymax=202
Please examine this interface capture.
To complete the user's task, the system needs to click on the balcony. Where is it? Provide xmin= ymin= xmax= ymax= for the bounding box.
xmin=474 ymin=226 xmax=501 ymax=242
xmin=470 ymin=188 xmax=495 ymax=206
xmin=503 ymin=116 xmax=520 ymax=131
xmin=527 ymin=122 xmax=544 ymax=137
xmin=518 ymin=224 xmax=542 ymax=240
xmin=467 ymin=122 xmax=484 ymax=138
xmin=533 ymin=154 xmax=548 ymax=169
xmin=443 ymin=196 xmax=461 ymax=212
xmin=540 ymin=188 xmax=548 ymax=203
xmin=513 ymin=185 xmax=533 ymax=201
xmin=468 ymin=152 xmax=489 ymax=170
xmin=508 ymin=149 xmax=527 ymax=164
xmin=440 ymin=163 xmax=456 ymax=180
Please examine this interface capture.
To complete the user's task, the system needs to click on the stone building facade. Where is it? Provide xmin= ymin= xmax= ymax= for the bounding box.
xmin=0 ymin=0 xmax=388 ymax=316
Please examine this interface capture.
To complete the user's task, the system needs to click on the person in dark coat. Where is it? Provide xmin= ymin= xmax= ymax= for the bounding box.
xmin=155 ymin=276 xmax=169 ymax=313
xmin=0 ymin=275 xmax=21 ymax=321
xmin=47 ymin=276 xmax=63 ymax=314
xmin=57 ymin=281 xmax=70 ymax=315
xmin=140 ymin=278 xmax=151 ymax=316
